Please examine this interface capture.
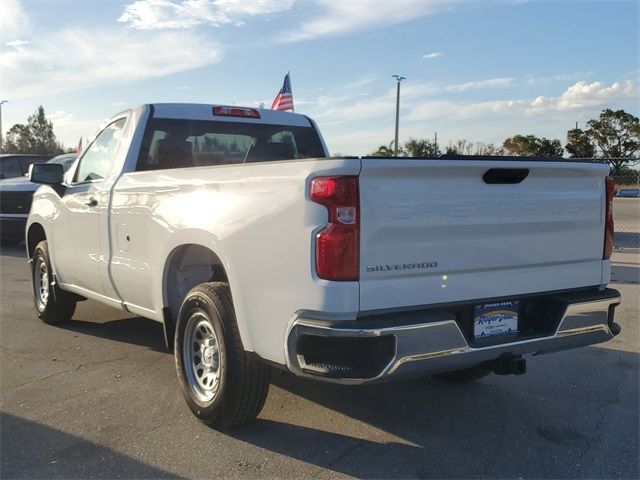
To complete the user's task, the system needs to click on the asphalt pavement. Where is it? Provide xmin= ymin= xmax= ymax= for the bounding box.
xmin=1 ymin=244 xmax=638 ymax=479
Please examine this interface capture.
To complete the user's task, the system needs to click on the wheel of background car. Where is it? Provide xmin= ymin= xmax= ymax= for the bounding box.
xmin=31 ymin=240 xmax=76 ymax=325
xmin=174 ymin=282 xmax=270 ymax=429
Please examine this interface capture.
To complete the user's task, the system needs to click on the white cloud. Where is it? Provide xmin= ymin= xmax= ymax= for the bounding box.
xmin=550 ymin=80 xmax=639 ymax=111
xmin=443 ymin=77 xmax=514 ymax=92
xmin=407 ymin=80 xmax=639 ymax=121
xmin=0 ymin=28 xmax=223 ymax=98
xmin=343 ymin=76 xmax=377 ymax=90
xmin=310 ymin=94 xmax=396 ymax=124
xmin=307 ymin=79 xmax=640 ymax=154
xmin=48 ymin=110 xmax=74 ymax=124
xmin=282 ymin=0 xmax=458 ymax=42
xmin=0 ymin=0 xmax=30 ymax=41
xmin=423 ymin=52 xmax=444 ymax=59
xmin=6 ymin=39 xmax=29 ymax=47
xmin=526 ymin=72 xmax=591 ymax=85
xmin=118 ymin=0 xmax=294 ymax=30
xmin=303 ymin=78 xmax=518 ymax=126
xmin=44 ymin=111 xmax=103 ymax=149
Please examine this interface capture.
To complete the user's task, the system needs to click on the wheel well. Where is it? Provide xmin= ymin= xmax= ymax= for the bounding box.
xmin=164 ymin=244 xmax=229 ymax=322
xmin=27 ymin=223 xmax=46 ymax=258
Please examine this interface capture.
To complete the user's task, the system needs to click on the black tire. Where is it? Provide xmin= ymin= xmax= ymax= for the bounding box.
xmin=31 ymin=240 xmax=76 ymax=325
xmin=174 ymin=282 xmax=270 ymax=429
xmin=434 ymin=363 xmax=492 ymax=383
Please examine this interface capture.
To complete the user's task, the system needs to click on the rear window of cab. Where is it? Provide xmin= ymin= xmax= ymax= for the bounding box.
xmin=136 ymin=118 xmax=326 ymax=172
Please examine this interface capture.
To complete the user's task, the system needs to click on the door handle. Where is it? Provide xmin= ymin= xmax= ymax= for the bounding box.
xmin=84 ymin=197 xmax=98 ymax=207
xmin=483 ymin=168 xmax=529 ymax=184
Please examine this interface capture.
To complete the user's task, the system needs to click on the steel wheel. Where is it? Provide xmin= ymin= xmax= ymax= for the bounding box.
xmin=34 ymin=256 xmax=49 ymax=311
xmin=175 ymin=283 xmax=270 ymax=428
xmin=31 ymin=240 xmax=76 ymax=325
xmin=183 ymin=311 xmax=221 ymax=403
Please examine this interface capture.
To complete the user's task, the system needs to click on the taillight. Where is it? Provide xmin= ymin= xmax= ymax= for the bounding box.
xmin=603 ymin=176 xmax=615 ymax=260
xmin=212 ymin=106 xmax=260 ymax=118
xmin=310 ymin=176 xmax=359 ymax=281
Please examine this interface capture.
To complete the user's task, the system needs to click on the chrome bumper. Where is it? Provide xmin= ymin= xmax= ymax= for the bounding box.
xmin=286 ymin=289 xmax=621 ymax=384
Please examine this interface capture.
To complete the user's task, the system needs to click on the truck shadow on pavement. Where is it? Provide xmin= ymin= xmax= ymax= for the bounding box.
xmin=0 ymin=413 xmax=179 ymax=479
xmin=229 ymin=347 xmax=639 ymax=479
xmin=59 ymin=317 xmax=168 ymax=353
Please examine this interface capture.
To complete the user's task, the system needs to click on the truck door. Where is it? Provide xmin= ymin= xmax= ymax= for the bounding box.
xmin=52 ymin=118 xmax=127 ymax=298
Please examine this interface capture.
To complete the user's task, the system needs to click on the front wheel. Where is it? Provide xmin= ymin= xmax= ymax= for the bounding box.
xmin=174 ymin=282 xmax=270 ymax=429
xmin=32 ymin=240 xmax=76 ymax=325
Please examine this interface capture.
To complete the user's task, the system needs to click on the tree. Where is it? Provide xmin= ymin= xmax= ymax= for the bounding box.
xmin=565 ymin=128 xmax=595 ymax=158
xmin=475 ymin=142 xmax=506 ymax=156
xmin=586 ymin=109 xmax=640 ymax=173
xmin=372 ymin=141 xmax=396 ymax=157
xmin=445 ymin=139 xmax=506 ymax=156
xmin=503 ymin=134 xmax=563 ymax=157
xmin=445 ymin=139 xmax=474 ymax=155
xmin=3 ymin=106 xmax=64 ymax=155
xmin=403 ymin=137 xmax=440 ymax=157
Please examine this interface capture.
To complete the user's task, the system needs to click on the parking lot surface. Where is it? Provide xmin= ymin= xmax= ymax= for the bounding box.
xmin=1 ymin=245 xmax=638 ymax=479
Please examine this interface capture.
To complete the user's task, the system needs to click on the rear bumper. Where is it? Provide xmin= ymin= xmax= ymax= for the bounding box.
xmin=286 ymin=288 xmax=621 ymax=384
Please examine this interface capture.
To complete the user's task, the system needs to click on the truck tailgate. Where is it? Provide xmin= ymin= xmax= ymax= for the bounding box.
xmin=358 ymin=158 xmax=609 ymax=311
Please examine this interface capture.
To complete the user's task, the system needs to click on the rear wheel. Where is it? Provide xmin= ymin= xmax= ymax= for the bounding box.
xmin=434 ymin=363 xmax=492 ymax=382
xmin=174 ymin=282 xmax=270 ymax=429
xmin=32 ymin=240 xmax=76 ymax=325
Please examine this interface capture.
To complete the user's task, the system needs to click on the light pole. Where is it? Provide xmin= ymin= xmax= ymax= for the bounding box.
xmin=392 ymin=75 xmax=405 ymax=157
xmin=0 ymin=100 xmax=7 ymax=153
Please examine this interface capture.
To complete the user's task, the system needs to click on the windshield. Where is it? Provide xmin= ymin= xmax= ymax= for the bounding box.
xmin=136 ymin=118 xmax=326 ymax=171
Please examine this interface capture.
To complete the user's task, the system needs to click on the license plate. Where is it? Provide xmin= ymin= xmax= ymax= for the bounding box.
xmin=474 ymin=301 xmax=519 ymax=339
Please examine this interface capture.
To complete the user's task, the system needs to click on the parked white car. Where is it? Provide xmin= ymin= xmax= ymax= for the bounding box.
xmin=26 ymin=104 xmax=621 ymax=428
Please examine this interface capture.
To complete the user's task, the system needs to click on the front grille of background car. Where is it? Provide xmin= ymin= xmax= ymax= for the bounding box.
xmin=0 ymin=192 xmax=33 ymax=214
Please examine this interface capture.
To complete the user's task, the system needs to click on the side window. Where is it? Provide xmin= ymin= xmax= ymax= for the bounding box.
xmin=0 ymin=158 xmax=22 ymax=179
xmin=74 ymin=118 xmax=126 ymax=183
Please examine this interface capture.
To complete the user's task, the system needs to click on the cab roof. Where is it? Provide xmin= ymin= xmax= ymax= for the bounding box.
xmin=149 ymin=103 xmax=312 ymax=127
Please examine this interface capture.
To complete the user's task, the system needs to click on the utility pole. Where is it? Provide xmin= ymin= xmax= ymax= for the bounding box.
xmin=392 ymin=75 xmax=405 ymax=157
xmin=0 ymin=100 xmax=7 ymax=153
xmin=434 ymin=132 xmax=438 ymax=154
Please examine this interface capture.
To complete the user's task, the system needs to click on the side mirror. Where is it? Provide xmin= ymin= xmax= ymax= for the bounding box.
xmin=29 ymin=163 xmax=64 ymax=185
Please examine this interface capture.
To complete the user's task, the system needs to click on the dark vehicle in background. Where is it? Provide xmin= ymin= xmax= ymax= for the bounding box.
xmin=616 ymin=188 xmax=640 ymax=198
xmin=0 ymin=153 xmax=77 ymax=245
xmin=0 ymin=154 xmax=52 ymax=180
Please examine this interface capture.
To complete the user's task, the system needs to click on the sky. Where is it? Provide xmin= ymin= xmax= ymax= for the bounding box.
xmin=1 ymin=0 xmax=639 ymax=155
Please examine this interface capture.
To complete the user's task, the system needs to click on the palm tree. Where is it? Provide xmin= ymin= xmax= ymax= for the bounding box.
xmin=372 ymin=141 xmax=396 ymax=157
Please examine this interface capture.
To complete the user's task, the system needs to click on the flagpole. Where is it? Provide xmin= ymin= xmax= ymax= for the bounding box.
xmin=289 ymin=71 xmax=294 ymax=113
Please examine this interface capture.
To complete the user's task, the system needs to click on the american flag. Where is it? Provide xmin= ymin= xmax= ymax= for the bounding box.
xmin=271 ymin=73 xmax=294 ymax=111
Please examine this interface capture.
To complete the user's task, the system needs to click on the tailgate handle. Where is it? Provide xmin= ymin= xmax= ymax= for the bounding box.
xmin=483 ymin=168 xmax=529 ymax=184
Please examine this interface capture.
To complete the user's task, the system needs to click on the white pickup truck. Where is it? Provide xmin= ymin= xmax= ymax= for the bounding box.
xmin=26 ymin=103 xmax=621 ymax=428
